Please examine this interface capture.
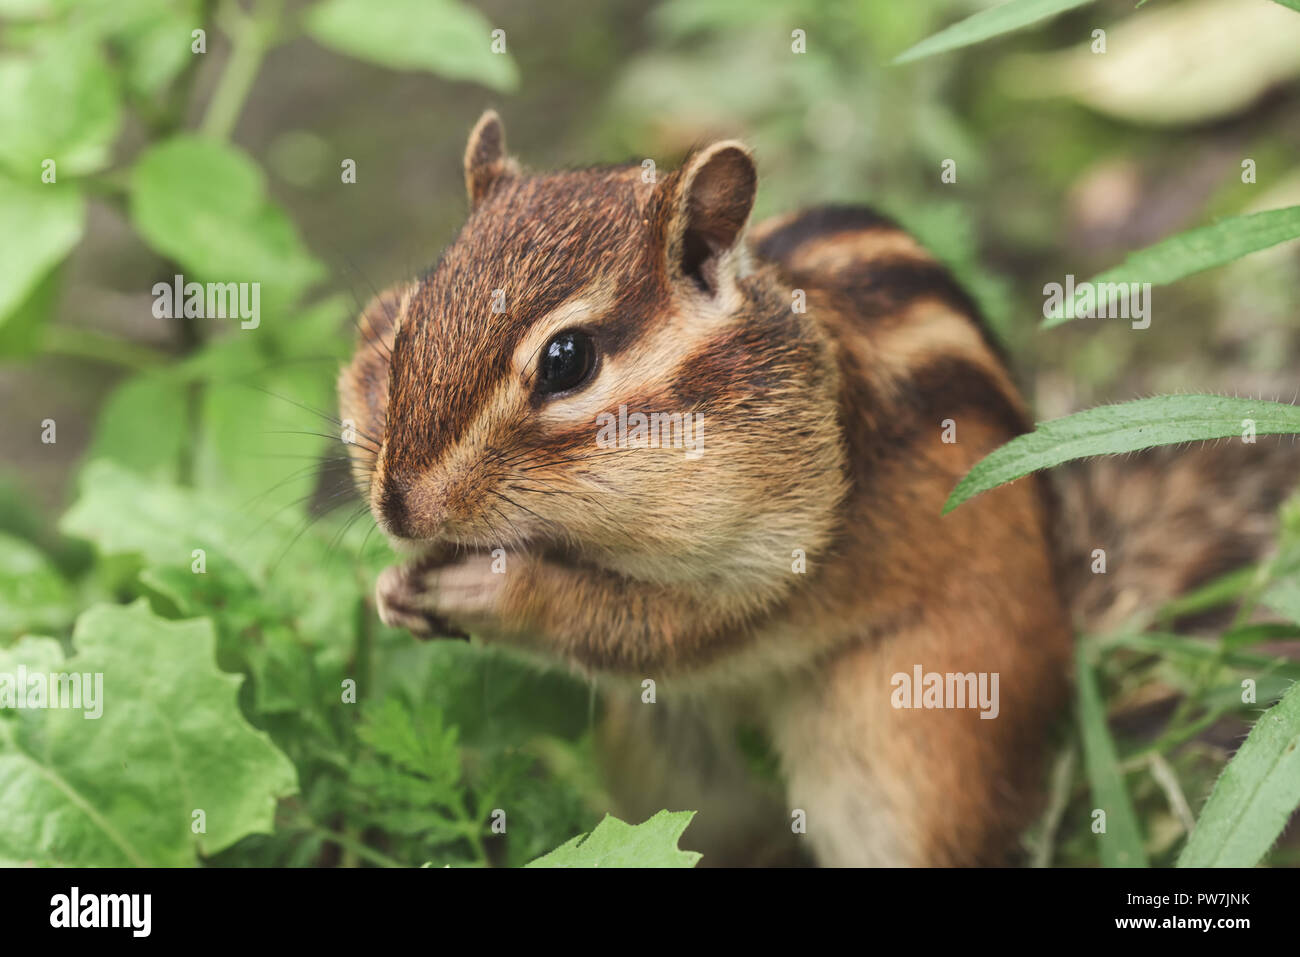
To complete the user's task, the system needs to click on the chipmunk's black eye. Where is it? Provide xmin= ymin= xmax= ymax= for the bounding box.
xmin=536 ymin=329 xmax=596 ymax=395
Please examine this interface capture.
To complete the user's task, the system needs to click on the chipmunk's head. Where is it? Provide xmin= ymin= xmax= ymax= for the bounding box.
xmin=340 ymin=111 xmax=843 ymax=584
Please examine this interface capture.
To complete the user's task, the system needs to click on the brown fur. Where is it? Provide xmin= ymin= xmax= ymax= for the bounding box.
xmin=1052 ymin=440 xmax=1299 ymax=634
xmin=337 ymin=114 xmax=1293 ymax=866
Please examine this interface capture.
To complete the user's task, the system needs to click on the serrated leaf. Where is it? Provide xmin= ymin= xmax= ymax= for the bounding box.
xmin=1177 ymin=682 xmax=1300 ymax=867
xmin=349 ymin=698 xmax=470 ymax=857
xmin=1075 ymin=645 xmax=1148 ymax=867
xmin=894 ymin=0 xmax=1095 ymax=64
xmin=305 ymin=0 xmax=518 ymax=91
xmin=130 ymin=136 xmax=324 ymax=306
xmin=526 ymin=809 xmax=702 ymax=868
xmin=0 ymin=601 xmax=297 ymax=865
xmin=945 ymin=395 xmax=1300 ymax=513
xmin=1043 ymin=206 xmax=1300 ymax=327
xmin=359 ymin=697 xmax=461 ymax=785
xmin=0 ymin=176 xmax=83 ymax=322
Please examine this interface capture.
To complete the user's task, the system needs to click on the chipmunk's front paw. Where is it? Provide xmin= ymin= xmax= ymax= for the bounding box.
xmin=375 ymin=554 xmax=507 ymax=640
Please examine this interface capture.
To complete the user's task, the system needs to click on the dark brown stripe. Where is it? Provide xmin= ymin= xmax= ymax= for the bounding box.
xmin=754 ymin=204 xmax=900 ymax=262
xmin=755 ymin=205 xmax=1008 ymax=365
xmin=826 ymin=262 xmax=1008 ymax=366
xmin=890 ymin=356 xmax=1031 ymax=444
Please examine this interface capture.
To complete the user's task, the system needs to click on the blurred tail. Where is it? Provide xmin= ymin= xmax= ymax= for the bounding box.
xmin=1050 ymin=438 xmax=1300 ymax=633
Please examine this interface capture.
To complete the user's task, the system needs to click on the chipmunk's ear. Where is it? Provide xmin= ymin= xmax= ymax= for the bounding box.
xmin=464 ymin=110 xmax=516 ymax=208
xmin=662 ymin=140 xmax=757 ymax=296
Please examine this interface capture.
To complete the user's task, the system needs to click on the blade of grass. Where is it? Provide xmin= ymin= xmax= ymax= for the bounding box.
xmin=944 ymin=395 xmax=1300 ymax=513
xmin=894 ymin=0 xmax=1095 ymax=64
xmin=1223 ymin=622 xmax=1300 ymax=650
xmin=1076 ymin=644 xmax=1149 ymax=867
xmin=1107 ymin=632 xmax=1300 ymax=682
xmin=1157 ymin=566 xmax=1257 ymax=624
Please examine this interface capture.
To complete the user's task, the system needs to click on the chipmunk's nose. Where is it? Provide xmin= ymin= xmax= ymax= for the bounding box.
xmin=375 ymin=470 xmax=442 ymax=541
xmin=378 ymin=480 xmax=417 ymax=539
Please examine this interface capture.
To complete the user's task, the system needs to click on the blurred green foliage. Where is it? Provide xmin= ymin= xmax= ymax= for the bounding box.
xmin=0 ymin=0 xmax=1298 ymax=867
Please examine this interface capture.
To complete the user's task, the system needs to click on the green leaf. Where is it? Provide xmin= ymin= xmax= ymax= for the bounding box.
xmin=395 ymin=641 xmax=594 ymax=747
xmin=1075 ymin=645 xmax=1148 ymax=867
xmin=354 ymin=698 xmax=464 ymax=814
xmin=131 ymin=135 xmax=325 ymax=306
xmin=1262 ymin=579 xmax=1300 ymax=628
xmin=107 ymin=0 xmax=203 ymax=98
xmin=305 ymin=0 xmax=518 ymax=91
xmin=0 ymin=532 xmax=73 ymax=637
xmin=1272 ymin=0 xmax=1300 ymax=12
xmin=483 ymin=747 xmax=593 ymax=868
xmin=894 ymin=0 xmax=1095 ymax=64
xmin=526 ymin=809 xmax=702 ymax=868
xmin=0 ymin=261 xmax=62 ymax=356
xmin=0 ymin=601 xmax=297 ymax=865
xmin=0 ymin=0 xmax=202 ymax=97
xmin=61 ymin=459 xmax=274 ymax=582
xmin=0 ymin=34 xmax=122 ymax=176
xmin=945 ymin=395 xmax=1300 ymax=513
xmin=1043 ymin=206 xmax=1300 ymax=327
xmin=359 ymin=698 xmax=461 ymax=787
xmin=60 ymin=460 xmax=364 ymax=663
xmin=87 ymin=372 xmax=188 ymax=482
xmin=0 ymin=176 xmax=84 ymax=322
xmin=1177 ymin=682 xmax=1300 ymax=867
xmin=194 ymin=362 xmax=337 ymax=504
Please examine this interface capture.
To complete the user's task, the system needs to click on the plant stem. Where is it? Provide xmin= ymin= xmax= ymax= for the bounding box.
xmin=200 ymin=0 xmax=279 ymax=142
xmin=42 ymin=326 xmax=169 ymax=371
xmin=308 ymin=824 xmax=406 ymax=869
xmin=1030 ymin=743 xmax=1075 ymax=868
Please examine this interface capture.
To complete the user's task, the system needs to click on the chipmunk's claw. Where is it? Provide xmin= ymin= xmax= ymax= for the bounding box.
xmin=375 ymin=564 xmax=470 ymax=640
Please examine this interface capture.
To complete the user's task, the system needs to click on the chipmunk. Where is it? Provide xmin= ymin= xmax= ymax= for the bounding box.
xmin=338 ymin=111 xmax=1298 ymax=866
